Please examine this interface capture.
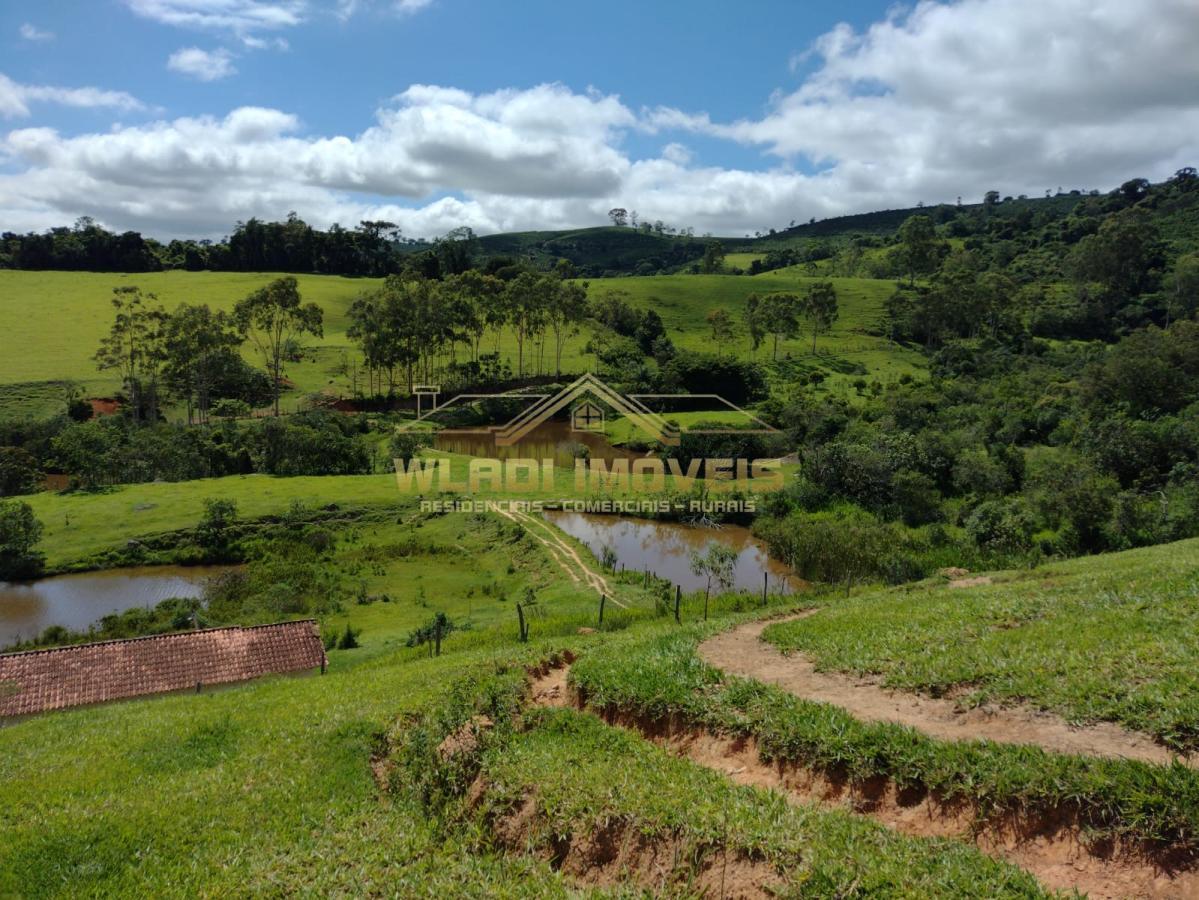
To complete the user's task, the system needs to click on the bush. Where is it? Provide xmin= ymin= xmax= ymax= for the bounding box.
xmin=658 ymin=354 xmax=767 ymax=405
xmin=0 ymin=446 xmax=41 ymax=497
xmin=335 ymin=623 xmax=360 ymax=650
xmin=196 ymin=498 xmax=238 ymax=552
xmin=965 ymin=499 xmax=1036 ymax=555
xmin=0 ymin=499 xmax=44 ymax=580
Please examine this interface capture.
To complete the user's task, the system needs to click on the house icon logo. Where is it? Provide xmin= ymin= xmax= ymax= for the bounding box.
xmin=571 ymin=401 xmax=604 ymax=433
xmin=395 ymin=372 xmax=776 ymax=448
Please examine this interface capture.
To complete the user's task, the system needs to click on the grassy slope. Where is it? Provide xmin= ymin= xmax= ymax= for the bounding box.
xmin=763 ymin=539 xmax=1199 ymax=750
xmin=0 ymin=541 xmax=1043 ymax=899
xmin=0 ymin=268 xmax=919 ymax=419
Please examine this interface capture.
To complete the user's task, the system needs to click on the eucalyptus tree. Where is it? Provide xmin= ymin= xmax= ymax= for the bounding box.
xmin=94 ymin=285 xmax=167 ymax=423
xmin=751 ymin=292 xmax=802 ymax=360
xmin=546 ymin=278 xmax=589 ymax=376
xmin=803 ymin=282 xmax=839 ymax=354
xmin=161 ymin=303 xmax=244 ymax=424
xmin=234 ymin=276 xmax=323 ymax=416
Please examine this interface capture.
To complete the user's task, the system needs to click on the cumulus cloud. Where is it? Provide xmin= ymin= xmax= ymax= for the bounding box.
xmin=167 ymin=47 xmax=237 ymax=80
xmin=124 ymin=0 xmax=305 ymax=33
xmin=19 ymin=23 xmax=55 ymax=42
xmin=663 ymin=0 xmax=1199 ymax=201
xmin=0 ymin=73 xmax=146 ymax=119
xmin=4 ymin=0 xmax=1199 ymax=238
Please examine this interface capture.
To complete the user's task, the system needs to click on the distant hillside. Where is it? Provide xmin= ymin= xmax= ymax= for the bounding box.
xmin=764 ymin=192 xmax=1088 ymax=240
xmin=477 ymin=226 xmax=754 ymax=276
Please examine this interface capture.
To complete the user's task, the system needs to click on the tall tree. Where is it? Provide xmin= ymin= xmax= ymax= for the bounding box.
xmin=743 ymin=293 xmax=766 ymax=358
xmin=803 ymin=282 xmax=839 ymax=354
xmin=757 ymin=292 xmax=802 ymax=360
xmin=505 ymin=272 xmax=552 ymax=378
xmin=700 ymin=239 xmax=725 ymax=274
xmin=234 ymin=276 xmax=323 ymax=416
xmin=895 ymin=214 xmax=939 ymax=286
xmin=161 ymin=304 xmax=243 ymax=424
xmin=546 ymin=278 xmax=589 ymax=376
xmin=445 ymin=270 xmax=505 ymax=362
xmin=706 ymin=307 xmax=735 ymax=353
xmin=93 ymin=286 xmax=166 ymax=423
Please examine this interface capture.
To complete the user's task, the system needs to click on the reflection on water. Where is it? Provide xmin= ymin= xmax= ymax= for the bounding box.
xmin=544 ymin=511 xmax=802 ymax=595
xmin=435 ymin=420 xmax=644 ymax=468
xmin=0 ymin=566 xmax=231 ymax=648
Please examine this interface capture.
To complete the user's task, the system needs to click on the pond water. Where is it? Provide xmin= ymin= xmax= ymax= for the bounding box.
xmin=435 ymin=420 xmax=643 ymax=468
xmin=0 ymin=566 xmax=232 ymax=649
xmin=544 ymin=511 xmax=802 ymax=595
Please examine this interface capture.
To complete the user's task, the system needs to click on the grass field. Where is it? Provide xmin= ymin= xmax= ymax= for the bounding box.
xmin=571 ymin=601 xmax=1199 ymax=848
xmin=0 ymin=523 xmax=1045 ymax=898
xmin=0 ymin=269 xmax=921 ymax=420
xmin=25 ymin=447 xmax=799 ymax=569
xmin=763 ymin=538 xmax=1199 ymax=751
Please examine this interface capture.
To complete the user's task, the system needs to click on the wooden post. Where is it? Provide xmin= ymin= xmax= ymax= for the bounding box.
xmin=762 ymin=571 xmax=768 ymax=606
xmin=434 ymin=617 xmax=442 ymax=657
xmin=598 ymin=594 xmax=606 ymax=627
xmin=704 ymin=589 xmax=709 ymax=621
xmin=517 ymin=603 xmax=528 ymax=643
xmin=674 ymin=585 xmax=682 ymax=624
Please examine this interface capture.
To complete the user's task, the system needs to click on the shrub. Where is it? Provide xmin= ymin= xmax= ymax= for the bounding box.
xmin=336 ymin=623 xmax=360 ymax=650
xmin=0 ymin=499 xmax=44 ymax=580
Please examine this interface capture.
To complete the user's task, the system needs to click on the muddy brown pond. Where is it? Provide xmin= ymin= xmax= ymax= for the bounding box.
xmin=0 ymin=566 xmax=233 ymax=649
xmin=544 ymin=511 xmax=801 ymax=594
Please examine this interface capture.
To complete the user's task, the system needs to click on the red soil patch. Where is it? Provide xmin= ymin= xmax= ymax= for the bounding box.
xmin=87 ymin=397 xmax=120 ymax=417
xmin=473 ymin=774 xmax=782 ymax=899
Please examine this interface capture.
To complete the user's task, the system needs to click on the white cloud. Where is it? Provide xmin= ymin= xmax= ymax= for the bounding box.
xmin=0 ymin=73 xmax=146 ymax=119
xmin=394 ymin=0 xmax=433 ymax=13
xmin=663 ymin=0 xmax=1199 ymax=202
xmin=19 ymin=23 xmax=55 ymax=42
xmin=167 ymin=47 xmax=237 ymax=81
xmin=336 ymin=0 xmax=433 ymax=20
xmin=3 ymin=0 xmax=1199 ymax=239
xmin=124 ymin=0 xmax=305 ymax=33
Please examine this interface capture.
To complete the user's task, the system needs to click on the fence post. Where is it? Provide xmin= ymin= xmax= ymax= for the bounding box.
xmin=434 ymin=617 xmax=442 ymax=656
xmin=598 ymin=594 xmax=606 ymax=627
xmin=517 ymin=603 xmax=528 ymax=642
xmin=674 ymin=585 xmax=682 ymax=624
xmin=762 ymin=571 xmax=768 ymax=606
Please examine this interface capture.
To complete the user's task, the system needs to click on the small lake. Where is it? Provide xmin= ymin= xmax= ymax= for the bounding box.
xmin=544 ymin=511 xmax=802 ymax=595
xmin=435 ymin=420 xmax=643 ymax=468
xmin=0 ymin=566 xmax=232 ymax=649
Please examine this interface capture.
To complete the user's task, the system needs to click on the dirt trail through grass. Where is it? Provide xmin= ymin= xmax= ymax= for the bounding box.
xmin=529 ymin=661 xmax=1199 ymax=900
xmin=699 ymin=613 xmax=1195 ymax=768
xmin=498 ymin=508 xmax=621 ymax=604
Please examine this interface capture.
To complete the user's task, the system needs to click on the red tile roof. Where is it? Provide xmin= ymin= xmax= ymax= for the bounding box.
xmin=0 ymin=620 xmax=327 ymax=717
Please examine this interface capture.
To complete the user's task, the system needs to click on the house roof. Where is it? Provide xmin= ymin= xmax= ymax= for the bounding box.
xmin=0 ymin=620 xmax=326 ymax=717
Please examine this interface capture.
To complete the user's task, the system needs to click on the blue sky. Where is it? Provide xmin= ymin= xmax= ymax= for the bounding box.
xmin=1 ymin=0 xmax=1197 ymax=239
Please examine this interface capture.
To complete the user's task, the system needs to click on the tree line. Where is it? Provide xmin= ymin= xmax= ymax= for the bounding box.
xmin=92 ymin=277 xmax=323 ymax=423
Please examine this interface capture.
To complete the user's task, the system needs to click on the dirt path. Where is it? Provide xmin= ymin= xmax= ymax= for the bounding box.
xmin=528 ymin=664 xmax=1199 ymax=900
xmin=497 ymin=507 xmax=623 ymax=605
xmin=698 ymin=614 xmax=1195 ymax=768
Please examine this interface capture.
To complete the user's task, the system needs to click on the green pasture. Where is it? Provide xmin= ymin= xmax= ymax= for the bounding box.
xmin=0 ymin=269 xmax=921 ymax=421
xmin=0 ymin=520 xmax=1044 ymax=898
xmin=763 ymin=538 xmax=1199 ymax=751
xmin=25 ymin=452 xmax=799 ymax=568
